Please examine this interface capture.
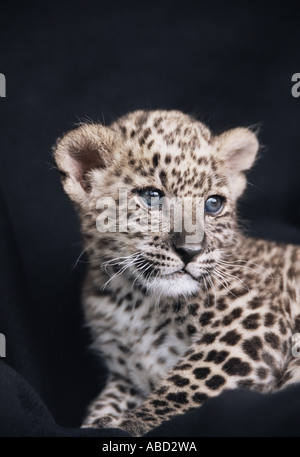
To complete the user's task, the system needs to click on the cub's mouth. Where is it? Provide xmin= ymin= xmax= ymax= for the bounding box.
xmin=160 ymin=266 xmax=214 ymax=281
xmin=144 ymin=271 xmax=200 ymax=298
xmin=134 ymin=258 xmax=218 ymax=298
xmin=161 ymin=269 xmax=186 ymax=279
xmin=102 ymin=253 xmax=217 ymax=298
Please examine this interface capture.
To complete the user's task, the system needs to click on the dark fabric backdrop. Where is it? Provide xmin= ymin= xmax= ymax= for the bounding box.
xmin=0 ymin=0 xmax=300 ymax=436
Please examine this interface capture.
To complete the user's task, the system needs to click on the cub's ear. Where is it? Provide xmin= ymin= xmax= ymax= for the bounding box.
xmin=216 ymin=128 xmax=259 ymax=198
xmin=53 ymin=124 xmax=115 ymax=203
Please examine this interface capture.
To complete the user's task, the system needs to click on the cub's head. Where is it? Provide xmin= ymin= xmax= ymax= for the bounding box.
xmin=54 ymin=110 xmax=258 ymax=298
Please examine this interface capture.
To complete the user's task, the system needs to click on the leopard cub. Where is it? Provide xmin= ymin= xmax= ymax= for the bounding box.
xmin=54 ymin=110 xmax=300 ymax=436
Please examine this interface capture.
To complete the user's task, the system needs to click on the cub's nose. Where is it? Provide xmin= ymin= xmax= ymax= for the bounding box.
xmin=172 ymin=244 xmax=202 ymax=264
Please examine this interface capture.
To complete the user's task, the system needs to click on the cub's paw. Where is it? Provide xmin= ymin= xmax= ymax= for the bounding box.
xmin=82 ymin=413 xmax=149 ymax=436
xmin=117 ymin=417 xmax=149 ymax=436
xmin=82 ymin=414 xmax=118 ymax=429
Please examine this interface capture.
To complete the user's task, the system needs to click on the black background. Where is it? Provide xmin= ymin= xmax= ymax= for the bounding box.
xmin=0 ymin=0 xmax=300 ymax=436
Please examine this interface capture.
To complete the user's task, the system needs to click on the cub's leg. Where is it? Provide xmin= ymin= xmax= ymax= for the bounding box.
xmin=85 ymin=331 xmax=285 ymax=436
xmin=82 ymin=374 xmax=144 ymax=427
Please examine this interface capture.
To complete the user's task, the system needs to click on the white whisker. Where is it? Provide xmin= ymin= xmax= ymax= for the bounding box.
xmin=210 ymin=272 xmax=238 ymax=298
xmin=215 ymin=265 xmax=250 ymax=292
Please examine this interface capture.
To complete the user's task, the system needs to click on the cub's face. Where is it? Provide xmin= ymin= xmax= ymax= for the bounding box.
xmin=54 ymin=110 xmax=258 ymax=298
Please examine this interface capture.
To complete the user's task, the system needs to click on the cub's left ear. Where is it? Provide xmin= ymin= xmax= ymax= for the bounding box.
xmin=216 ymin=128 xmax=259 ymax=198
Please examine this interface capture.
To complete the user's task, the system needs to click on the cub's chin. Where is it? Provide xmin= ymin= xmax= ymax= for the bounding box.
xmin=144 ymin=271 xmax=200 ymax=298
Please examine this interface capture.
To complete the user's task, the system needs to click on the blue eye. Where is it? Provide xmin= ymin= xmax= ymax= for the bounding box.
xmin=138 ymin=189 xmax=163 ymax=208
xmin=205 ymin=195 xmax=225 ymax=214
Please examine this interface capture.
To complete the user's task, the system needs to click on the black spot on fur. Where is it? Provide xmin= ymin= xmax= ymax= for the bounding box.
xmin=136 ymin=112 xmax=149 ymax=127
xmin=237 ymin=379 xmax=254 ymax=389
xmin=202 ymin=294 xmax=215 ymax=308
xmin=152 ymin=153 xmax=160 ymax=167
xmin=153 ymin=116 xmax=163 ymax=128
xmin=190 ymin=384 xmax=199 ymax=391
xmin=154 ymin=318 xmax=171 ymax=333
xmin=130 ymin=387 xmax=138 ymax=396
xmin=153 ymin=332 xmax=167 ymax=347
xmin=205 ymin=375 xmax=226 ymax=390
xmin=169 ymin=346 xmax=179 ymax=356
xmin=169 ymin=374 xmax=190 ymax=387
xmin=222 ymin=358 xmax=252 ymax=376
xmin=159 ymin=170 xmax=167 ymax=187
xmin=174 ymin=363 xmax=192 ymax=371
xmin=152 ymin=400 xmax=167 ymax=407
xmin=220 ymin=330 xmax=241 ymax=346
xmin=193 ymin=367 xmax=211 ymax=380
xmin=118 ymin=344 xmax=130 ymax=354
xmin=264 ymin=313 xmax=276 ymax=327
xmin=199 ymin=311 xmax=215 ymax=326
xmin=199 ymin=332 xmax=220 ymax=345
xmin=117 ymin=384 xmax=127 ymax=394
xmin=216 ymin=298 xmax=227 ymax=311
xmin=119 ymin=125 xmax=127 ymax=136
xmin=205 ymin=350 xmax=229 ymax=364
xmin=157 ymin=356 xmax=166 ymax=364
xmin=143 ymin=127 xmax=152 ymax=140
xmin=189 ymin=303 xmax=199 ymax=316
xmin=189 ymin=352 xmax=203 ymax=362
xmin=261 ymin=351 xmax=276 ymax=368
xmin=111 ymin=403 xmax=121 ymax=413
xmin=127 ymin=401 xmax=136 ymax=410
xmin=279 ymin=318 xmax=287 ymax=335
xmin=148 ymin=139 xmax=154 ymax=149
xmin=135 ymin=299 xmax=142 ymax=309
xmin=230 ymin=288 xmax=249 ymax=298
xmin=264 ymin=332 xmax=280 ymax=350
xmin=187 ymin=324 xmax=197 ymax=336
xmin=222 ymin=308 xmax=242 ymax=326
xmin=192 ymin=392 xmax=209 ymax=404
xmin=242 ymin=313 xmax=260 ymax=330
xmin=242 ymin=336 xmax=263 ymax=361
xmin=166 ymin=392 xmax=188 ymax=404
xmin=155 ymin=407 xmax=174 ymax=416
xmin=248 ymin=297 xmax=262 ymax=309
xmin=256 ymin=367 xmax=268 ymax=380
xmin=156 ymin=386 xmax=169 ymax=395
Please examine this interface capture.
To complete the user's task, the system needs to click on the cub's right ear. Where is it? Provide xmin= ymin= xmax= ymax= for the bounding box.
xmin=53 ymin=124 xmax=115 ymax=204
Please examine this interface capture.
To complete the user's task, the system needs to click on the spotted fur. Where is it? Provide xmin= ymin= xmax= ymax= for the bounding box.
xmin=54 ymin=110 xmax=300 ymax=436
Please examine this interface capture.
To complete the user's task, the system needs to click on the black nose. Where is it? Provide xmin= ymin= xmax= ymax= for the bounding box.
xmin=172 ymin=244 xmax=202 ymax=264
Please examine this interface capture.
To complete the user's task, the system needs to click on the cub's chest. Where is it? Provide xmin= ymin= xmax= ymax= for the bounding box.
xmin=84 ymin=294 xmax=196 ymax=393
